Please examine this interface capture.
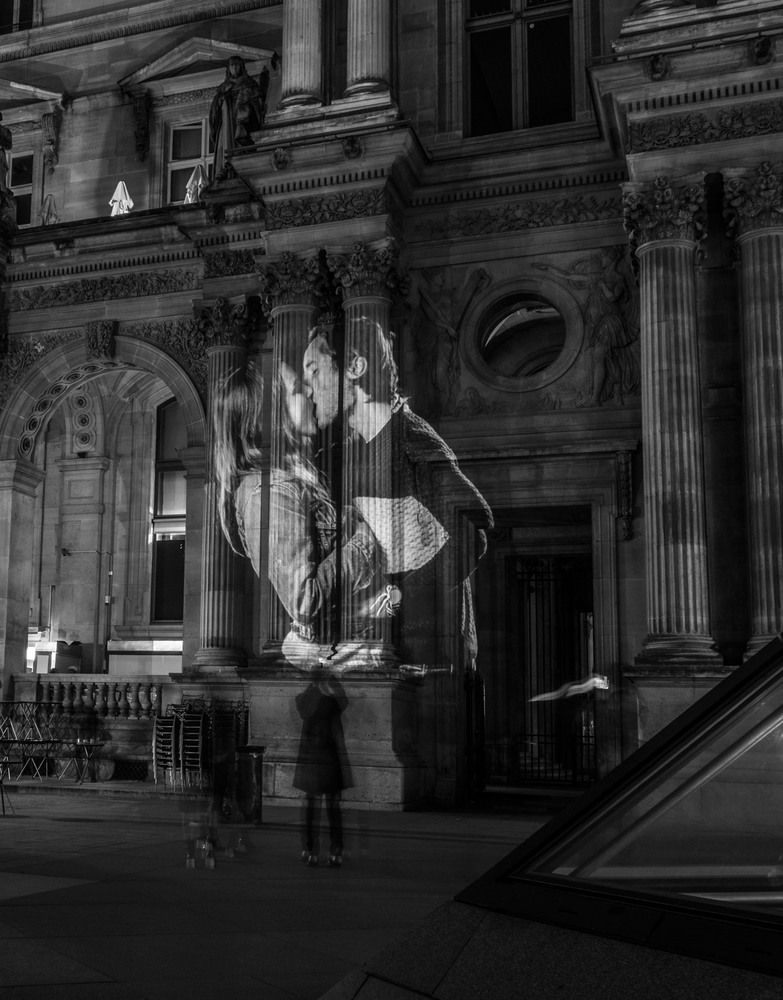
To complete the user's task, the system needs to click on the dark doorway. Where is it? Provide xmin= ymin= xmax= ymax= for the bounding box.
xmin=474 ymin=509 xmax=597 ymax=789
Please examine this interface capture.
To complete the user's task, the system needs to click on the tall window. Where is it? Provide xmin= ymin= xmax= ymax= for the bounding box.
xmin=10 ymin=151 xmax=34 ymax=225
xmin=167 ymin=120 xmax=212 ymax=204
xmin=0 ymin=0 xmax=33 ymax=33
xmin=152 ymin=399 xmax=186 ymax=622
xmin=466 ymin=0 xmax=573 ymax=137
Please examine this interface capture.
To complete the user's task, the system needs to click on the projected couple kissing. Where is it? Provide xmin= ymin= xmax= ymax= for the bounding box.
xmin=216 ymin=314 xmax=491 ymax=672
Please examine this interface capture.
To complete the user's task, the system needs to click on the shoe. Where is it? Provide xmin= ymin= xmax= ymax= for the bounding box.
xmin=327 ymin=854 xmax=342 ymax=868
xmin=306 ymin=854 xmax=319 ymax=867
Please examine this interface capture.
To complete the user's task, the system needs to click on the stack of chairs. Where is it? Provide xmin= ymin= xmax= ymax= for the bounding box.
xmin=151 ymin=701 xmax=249 ymax=792
xmin=152 ymin=714 xmax=177 ymax=788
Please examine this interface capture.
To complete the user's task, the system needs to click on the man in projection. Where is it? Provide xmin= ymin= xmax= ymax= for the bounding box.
xmin=269 ymin=318 xmax=491 ymax=660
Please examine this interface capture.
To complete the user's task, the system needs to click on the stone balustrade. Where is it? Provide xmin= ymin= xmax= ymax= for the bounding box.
xmin=38 ymin=675 xmax=164 ymax=720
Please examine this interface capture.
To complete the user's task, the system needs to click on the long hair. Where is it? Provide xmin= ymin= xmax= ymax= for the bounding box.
xmin=213 ymin=364 xmax=264 ymax=552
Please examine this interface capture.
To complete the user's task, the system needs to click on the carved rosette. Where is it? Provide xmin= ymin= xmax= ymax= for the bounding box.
xmin=85 ymin=320 xmax=115 ymax=359
xmin=194 ymin=296 xmax=259 ymax=349
xmin=257 ymin=251 xmax=323 ymax=312
xmin=326 ymin=240 xmax=408 ymax=302
xmin=724 ymin=161 xmax=783 ymax=236
xmin=623 ymin=176 xmax=705 ymax=251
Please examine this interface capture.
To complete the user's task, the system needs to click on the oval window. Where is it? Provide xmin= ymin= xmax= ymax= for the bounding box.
xmin=479 ymin=295 xmax=566 ymax=379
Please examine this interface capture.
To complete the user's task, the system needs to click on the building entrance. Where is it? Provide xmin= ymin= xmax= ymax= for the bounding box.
xmin=473 ymin=510 xmax=597 ymax=789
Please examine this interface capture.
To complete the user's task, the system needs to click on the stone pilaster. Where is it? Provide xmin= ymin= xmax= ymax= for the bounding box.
xmin=327 ymin=241 xmax=407 ymax=668
xmin=623 ymin=176 xmax=719 ymax=664
xmin=258 ymin=252 xmax=324 ymax=662
xmin=345 ymin=0 xmax=391 ymax=96
xmin=725 ymin=162 xmax=783 ymax=656
xmin=279 ymin=0 xmax=323 ymax=109
xmin=192 ymin=297 xmax=256 ymax=671
xmin=0 ymin=460 xmax=45 ymax=687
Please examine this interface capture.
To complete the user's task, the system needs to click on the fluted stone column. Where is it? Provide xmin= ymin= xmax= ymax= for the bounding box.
xmin=0 ymin=460 xmax=45 ymax=686
xmin=257 ymin=251 xmax=323 ymax=662
xmin=345 ymin=0 xmax=391 ymax=95
xmin=279 ymin=0 xmax=323 ymax=109
xmin=192 ymin=297 xmax=255 ymax=671
xmin=327 ymin=241 xmax=406 ymax=668
xmin=725 ymin=162 xmax=783 ymax=657
xmin=623 ymin=176 xmax=719 ymax=664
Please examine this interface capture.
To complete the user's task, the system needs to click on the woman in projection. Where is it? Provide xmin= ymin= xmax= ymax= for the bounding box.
xmin=213 ymin=364 xmax=265 ymax=573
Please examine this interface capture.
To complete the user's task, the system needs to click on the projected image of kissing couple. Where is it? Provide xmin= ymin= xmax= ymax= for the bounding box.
xmin=215 ymin=317 xmax=492 ymax=669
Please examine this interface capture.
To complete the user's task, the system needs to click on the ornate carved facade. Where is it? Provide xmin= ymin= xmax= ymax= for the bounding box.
xmin=0 ymin=0 xmax=779 ymax=810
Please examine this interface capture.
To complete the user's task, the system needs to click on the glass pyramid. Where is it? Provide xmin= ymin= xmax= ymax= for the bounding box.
xmin=457 ymin=636 xmax=783 ymax=977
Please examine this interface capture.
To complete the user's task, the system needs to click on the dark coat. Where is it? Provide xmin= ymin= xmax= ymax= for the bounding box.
xmin=293 ymin=682 xmax=352 ymax=795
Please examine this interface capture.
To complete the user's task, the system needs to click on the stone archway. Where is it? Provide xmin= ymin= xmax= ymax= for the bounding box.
xmin=0 ymin=336 xmax=206 ymax=685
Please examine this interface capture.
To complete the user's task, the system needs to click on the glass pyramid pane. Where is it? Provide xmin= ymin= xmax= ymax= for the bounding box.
xmin=457 ymin=636 xmax=783 ymax=976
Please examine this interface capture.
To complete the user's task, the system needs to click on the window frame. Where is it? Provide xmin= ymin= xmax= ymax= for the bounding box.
xmin=461 ymin=274 xmax=585 ymax=394
xmin=435 ymin=0 xmax=594 ymax=144
xmin=9 ymin=145 xmax=40 ymax=228
xmin=465 ymin=0 xmax=576 ymax=137
xmin=150 ymin=399 xmax=187 ymax=624
xmin=166 ymin=118 xmax=213 ymax=206
xmin=148 ymin=100 xmax=215 ymax=209
xmin=0 ymin=0 xmax=40 ymax=35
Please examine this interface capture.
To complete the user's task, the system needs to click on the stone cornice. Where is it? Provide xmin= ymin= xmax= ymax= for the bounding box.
xmin=0 ymin=1 xmax=281 ymax=64
xmin=623 ymin=175 xmax=705 ymax=248
xmin=7 ymin=245 xmax=201 ymax=283
xmin=725 ymin=161 xmax=783 ymax=235
xmin=8 ymin=267 xmax=202 ymax=312
xmin=629 ymin=97 xmax=783 ymax=153
xmin=410 ymin=168 xmax=628 ymax=210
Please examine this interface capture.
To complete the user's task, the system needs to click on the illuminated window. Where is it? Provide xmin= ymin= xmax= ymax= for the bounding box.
xmin=466 ymin=0 xmax=574 ymax=136
xmin=167 ymin=120 xmax=213 ymax=204
xmin=0 ymin=0 xmax=34 ymax=33
xmin=10 ymin=150 xmax=34 ymax=226
xmin=151 ymin=399 xmax=187 ymax=622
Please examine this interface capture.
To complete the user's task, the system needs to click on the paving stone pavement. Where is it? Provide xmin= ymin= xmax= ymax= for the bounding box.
xmin=0 ymin=786 xmax=554 ymax=999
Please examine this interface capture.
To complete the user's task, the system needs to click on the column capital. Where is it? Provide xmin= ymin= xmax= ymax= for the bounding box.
xmin=622 ymin=175 xmax=705 ymax=251
xmin=257 ymin=251 xmax=324 ymax=312
xmin=194 ymin=295 xmax=259 ymax=349
xmin=326 ymin=240 xmax=408 ymax=302
xmin=725 ymin=161 xmax=783 ymax=238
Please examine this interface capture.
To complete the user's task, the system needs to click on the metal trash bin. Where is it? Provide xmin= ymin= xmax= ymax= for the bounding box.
xmin=235 ymin=744 xmax=265 ymax=824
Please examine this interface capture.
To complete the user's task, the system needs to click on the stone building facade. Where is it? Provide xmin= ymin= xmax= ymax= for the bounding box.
xmin=0 ymin=0 xmax=780 ymax=806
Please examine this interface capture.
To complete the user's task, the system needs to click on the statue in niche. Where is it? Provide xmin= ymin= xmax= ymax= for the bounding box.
xmin=209 ymin=56 xmax=270 ymax=181
xmin=536 ymin=247 xmax=640 ymax=407
xmin=412 ymin=267 xmax=491 ymax=417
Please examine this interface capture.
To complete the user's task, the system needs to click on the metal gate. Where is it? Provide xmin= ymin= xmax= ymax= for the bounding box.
xmin=485 ymin=554 xmax=597 ymax=787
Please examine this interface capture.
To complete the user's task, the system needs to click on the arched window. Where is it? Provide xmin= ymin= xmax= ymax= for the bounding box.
xmin=151 ymin=399 xmax=186 ymax=622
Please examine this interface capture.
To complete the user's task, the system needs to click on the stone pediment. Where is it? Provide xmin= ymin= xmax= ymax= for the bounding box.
xmin=119 ymin=38 xmax=275 ymax=98
xmin=0 ymin=80 xmax=65 ymax=122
